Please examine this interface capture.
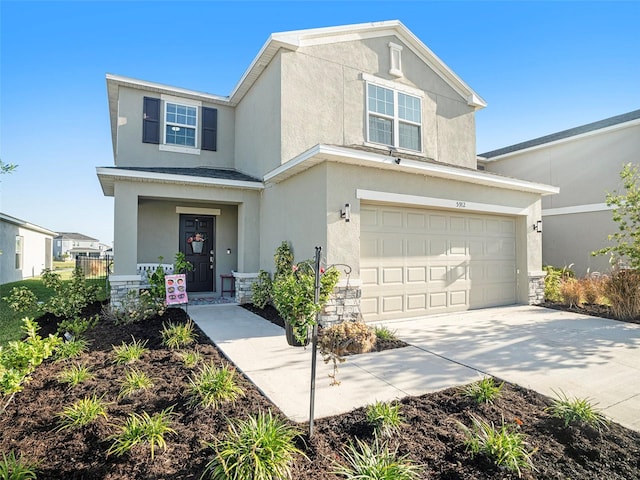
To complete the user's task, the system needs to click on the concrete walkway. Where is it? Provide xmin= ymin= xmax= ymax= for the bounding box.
xmin=189 ymin=304 xmax=640 ymax=432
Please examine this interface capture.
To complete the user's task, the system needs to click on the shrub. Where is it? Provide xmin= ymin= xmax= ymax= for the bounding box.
xmin=203 ymin=410 xmax=304 ymax=480
xmin=603 ymin=269 xmax=640 ymax=320
xmin=544 ymin=265 xmax=574 ymax=303
xmin=460 ymin=415 xmax=536 ymax=477
xmin=546 ymin=390 xmax=609 ymax=431
xmin=118 ymin=368 xmax=154 ymax=399
xmin=559 ymin=278 xmax=582 ymax=308
xmin=318 ymin=321 xmax=376 ymax=385
xmin=0 ymin=450 xmax=38 ymax=480
xmin=43 ymin=267 xmax=100 ymax=319
xmin=374 ymin=325 xmax=398 ymax=341
xmin=161 ymin=319 xmax=197 ymax=349
xmin=2 ymin=287 xmax=38 ymax=313
xmin=103 ymin=290 xmax=165 ymax=325
xmin=251 ymin=270 xmax=273 ymax=309
xmin=187 ymin=362 xmax=244 ymax=409
xmin=462 ymin=377 xmax=504 ymax=405
xmin=0 ymin=318 xmax=62 ymax=395
xmin=580 ymin=276 xmax=602 ymax=305
xmin=56 ymin=394 xmax=109 ymax=430
xmin=112 ymin=337 xmax=149 ymax=365
xmin=107 ymin=407 xmax=176 ymax=459
xmin=365 ymin=401 xmax=404 ymax=438
xmin=56 ymin=363 xmax=94 ymax=387
xmin=57 ymin=315 xmax=99 ymax=338
xmin=333 ymin=435 xmax=423 ymax=480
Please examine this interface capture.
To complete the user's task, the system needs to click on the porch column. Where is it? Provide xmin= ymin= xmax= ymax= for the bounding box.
xmin=112 ymin=182 xmax=138 ymax=276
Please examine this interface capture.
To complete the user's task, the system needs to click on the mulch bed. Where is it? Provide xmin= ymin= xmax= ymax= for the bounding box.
xmin=1 ymin=301 xmax=639 ymax=479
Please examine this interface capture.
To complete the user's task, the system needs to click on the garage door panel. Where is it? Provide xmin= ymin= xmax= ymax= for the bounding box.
xmin=361 ymin=208 xmax=379 ymax=227
xmin=361 ymin=205 xmax=516 ymax=321
xmin=382 ymin=267 xmax=403 ymax=284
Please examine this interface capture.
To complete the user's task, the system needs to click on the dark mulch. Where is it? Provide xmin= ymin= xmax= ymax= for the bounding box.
xmin=1 ymin=302 xmax=639 ymax=479
xmin=541 ymin=301 xmax=640 ymax=324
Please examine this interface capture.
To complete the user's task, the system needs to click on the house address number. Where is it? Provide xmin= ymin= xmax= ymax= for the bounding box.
xmin=456 ymin=201 xmax=467 ymax=208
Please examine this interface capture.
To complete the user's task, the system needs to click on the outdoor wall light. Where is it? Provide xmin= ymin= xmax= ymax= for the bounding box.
xmin=226 ymin=248 xmax=232 ymax=255
xmin=340 ymin=203 xmax=351 ymax=222
xmin=533 ymin=220 xmax=543 ymax=233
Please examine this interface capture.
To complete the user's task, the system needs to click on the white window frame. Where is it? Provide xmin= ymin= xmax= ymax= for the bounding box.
xmin=15 ymin=235 xmax=23 ymax=270
xmin=160 ymin=94 xmax=202 ymax=155
xmin=363 ymin=74 xmax=423 ymax=153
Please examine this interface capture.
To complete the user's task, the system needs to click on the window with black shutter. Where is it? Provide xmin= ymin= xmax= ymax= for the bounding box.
xmin=142 ymin=96 xmax=160 ymax=144
xmin=201 ymin=107 xmax=218 ymax=151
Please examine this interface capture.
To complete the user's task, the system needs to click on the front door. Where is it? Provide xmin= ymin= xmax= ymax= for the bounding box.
xmin=179 ymin=215 xmax=215 ymax=292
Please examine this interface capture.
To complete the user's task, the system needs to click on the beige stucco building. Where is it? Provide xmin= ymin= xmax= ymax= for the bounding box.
xmin=98 ymin=21 xmax=557 ymax=321
xmin=480 ymin=110 xmax=640 ymax=277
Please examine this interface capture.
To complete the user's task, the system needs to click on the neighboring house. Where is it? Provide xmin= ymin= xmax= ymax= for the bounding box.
xmin=53 ymin=232 xmax=104 ymax=259
xmin=0 ymin=212 xmax=55 ymax=285
xmin=97 ymin=20 xmax=557 ymax=322
xmin=480 ymin=109 xmax=640 ymax=277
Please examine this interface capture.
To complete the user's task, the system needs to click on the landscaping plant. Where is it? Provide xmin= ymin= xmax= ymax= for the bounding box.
xmin=56 ymin=363 xmax=94 ymax=387
xmin=103 ymin=290 xmax=165 ymax=325
xmin=107 ymin=407 xmax=176 ymax=459
xmin=203 ymin=410 xmax=304 ymax=480
xmin=2 ymin=286 xmax=38 ymax=313
xmin=118 ymin=368 xmax=154 ymax=399
xmin=602 ymin=268 xmax=640 ymax=320
xmin=161 ymin=319 xmax=197 ymax=349
xmin=333 ymin=435 xmax=423 ymax=480
xmin=179 ymin=349 xmax=202 ymax=368
xmin=187 ymin=361 xmax=244 ymax=409
xmin=374 ymin=325 xmax=398 ymax=342
xmin=365 ymin=400 xmax=404 ymax=438
xmin=41 ymin=267 xmax=100 ymax=319
xmin=547 ymin=390 xmax=609 ymax=431
xmin=56 ymin=394 xmax=109 ymax=430
xmin=0 ymin=450 xmax=37 ymax=480
xmin=460 ymin=415 xmax=536 ymax=478
xmin=559 ymin=277 xmax=582 ymax=308
xmin=112 ymin=337 xmax=149 ymax=365
xmin=318 ymin=321 xmax=376 ymax=385
xmin=55 ymin=338 xmax=90 ymax=361
xmin=462 ymin=377 xmax=504 ymax=405
xmin=251 ymin=270 xmax=273 ymax=309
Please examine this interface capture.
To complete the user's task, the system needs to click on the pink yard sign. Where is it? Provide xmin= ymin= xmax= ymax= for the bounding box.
xmin=165 ymin=274 xmax=188 ymax=305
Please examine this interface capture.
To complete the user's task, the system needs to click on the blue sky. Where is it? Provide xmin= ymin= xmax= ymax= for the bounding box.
xmin=1 ymin=1 xmax=638 ymax=246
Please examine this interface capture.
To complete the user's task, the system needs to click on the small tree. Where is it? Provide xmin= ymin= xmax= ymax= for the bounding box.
xmin=594 ymin=163 xmax=640 ymax=269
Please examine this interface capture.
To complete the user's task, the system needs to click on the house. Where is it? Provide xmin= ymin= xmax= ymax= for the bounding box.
xmin=0 ymin=212 xmax=55 ymax=285
xmin=480 ymin=109 xmax=640 ymax=277
xmin=97 ymin=20 xmax=557 ymax=322
xmin=53 ymin=232 xmax=104 ymax=260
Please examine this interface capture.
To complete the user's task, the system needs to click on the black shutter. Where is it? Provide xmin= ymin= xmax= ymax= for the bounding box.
xmin=142 ymin=97 xmax=160 ymax=144
xmin=201 ymin=107 xmax=217 ymax=151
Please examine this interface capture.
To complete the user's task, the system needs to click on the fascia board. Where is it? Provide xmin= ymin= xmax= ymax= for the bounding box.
xmin=96 ymin=167 xmax=264 ymax=197
xmin=264 ymin=144 xmax=559 ymax=196
xmin=0 ymin=213 xmax=56 ymax=236
xmin=105 ymin=74 xmax=230 ymax=104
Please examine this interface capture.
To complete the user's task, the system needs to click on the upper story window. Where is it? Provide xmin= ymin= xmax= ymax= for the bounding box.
xmin=165 ymin=102 xmax=197 ymax=147
xmin=366 ymin=79 xmax=422 ymax=152
xmin=142 ymin=94 xmax=217 ymax=154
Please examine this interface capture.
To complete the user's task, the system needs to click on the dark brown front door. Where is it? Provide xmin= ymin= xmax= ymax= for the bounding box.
xmin=179 ymin=215 xmax=215 ymax=292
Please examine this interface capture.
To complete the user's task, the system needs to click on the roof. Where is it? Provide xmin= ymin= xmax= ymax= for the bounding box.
xmin=480 ymin=109 xmax=640 ymax=160
xmin=56 ymin=232 xmax=99 ymax=241
xmin=0 ymin=212 xmax=57 ymax=236
xmin=106 ymin=20 xmax=486 ymax=155
xmin=96 ymin=167 xmax=263 ymax=196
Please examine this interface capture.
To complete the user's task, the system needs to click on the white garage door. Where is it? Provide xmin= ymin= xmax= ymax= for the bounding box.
xmin=360 ymin=204 xmax=516 ymax=321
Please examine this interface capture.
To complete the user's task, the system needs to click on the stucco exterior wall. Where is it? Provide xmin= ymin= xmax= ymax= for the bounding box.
xmin=114 ymin=86 xmax=235 ymax=169
xmin=485 ymin=122 xmax=639 ymax=275
xmin=279 ymin=36 xmax=477 ymax=168
xmin=0 ymin=220 xmax=53 ymax=284
xmin=260 ymin=163 xmax=328 ymax=271
xmin=234 ymin=53 xmax=282 ymax=179
xmin=112 ymin=180 xmax=260 ymax=277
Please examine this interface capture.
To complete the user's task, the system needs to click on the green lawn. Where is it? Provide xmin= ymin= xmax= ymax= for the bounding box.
xmin=0 ymin=277 xmax=108 ymax=347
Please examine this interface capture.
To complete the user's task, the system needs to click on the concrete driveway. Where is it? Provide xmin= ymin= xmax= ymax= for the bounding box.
xmin=189 ymin=304 xmax=640 ymax=432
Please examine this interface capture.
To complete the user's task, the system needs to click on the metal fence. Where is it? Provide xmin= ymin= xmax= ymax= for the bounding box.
xmin=75 ymin=256 xmax=113 ymax=296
